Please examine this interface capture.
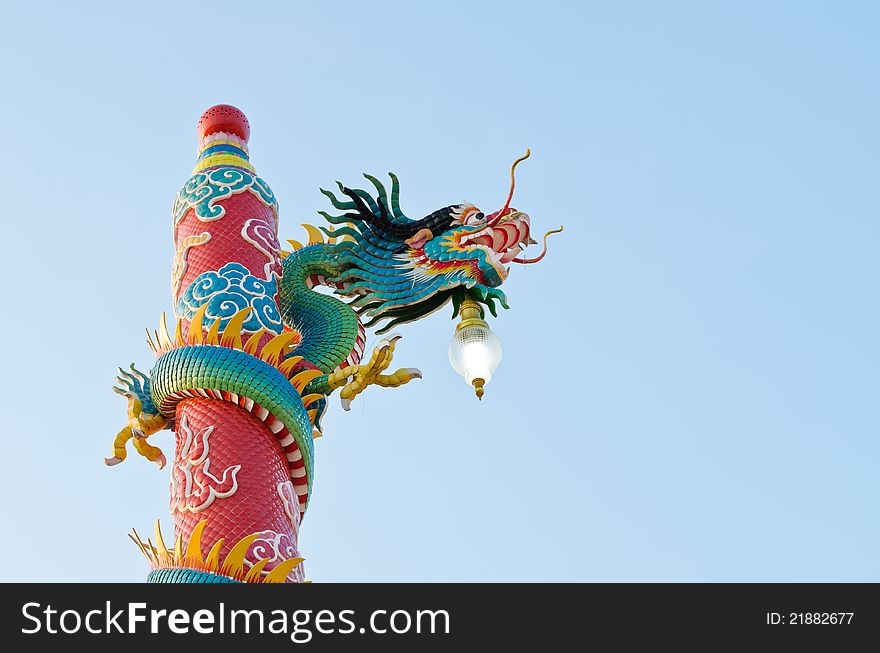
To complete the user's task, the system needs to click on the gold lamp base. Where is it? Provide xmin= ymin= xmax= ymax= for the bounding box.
xmin=472 ymin=378 xmax=485 ymax=400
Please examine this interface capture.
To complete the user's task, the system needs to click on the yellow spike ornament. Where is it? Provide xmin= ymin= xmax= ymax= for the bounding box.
xmin=131 ymin=520 xmax=305 ymax=584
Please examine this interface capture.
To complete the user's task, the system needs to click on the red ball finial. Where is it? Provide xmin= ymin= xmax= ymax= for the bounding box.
xmin=197 ymin=104 xmax=250 ymax=142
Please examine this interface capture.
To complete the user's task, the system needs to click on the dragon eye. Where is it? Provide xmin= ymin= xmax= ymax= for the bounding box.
xmin=464 ymin=211 xmax=485 ymax=226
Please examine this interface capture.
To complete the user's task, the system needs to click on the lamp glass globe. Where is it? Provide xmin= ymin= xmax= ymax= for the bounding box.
xmin=448 ymin=325 xmax=503 ymax=385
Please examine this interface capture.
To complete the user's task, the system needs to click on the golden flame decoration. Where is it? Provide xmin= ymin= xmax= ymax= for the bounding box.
xmin=144 ymin=306 xmax=324 ymax=432
xmin=129 ymin=519 xmax=305 ymax=584
xmin=279 ymin=223 xmax=356 ymax=258
xmin=144 ymin=307 xmax=321 ymax=391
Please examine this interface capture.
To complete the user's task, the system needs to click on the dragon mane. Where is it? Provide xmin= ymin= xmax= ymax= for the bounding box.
xmin=317 ymin=174 xmax=509 ymax=334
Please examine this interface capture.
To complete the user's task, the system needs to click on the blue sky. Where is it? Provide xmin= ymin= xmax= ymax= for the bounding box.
xmin=0 ymin=1 xmax=877 ymax=581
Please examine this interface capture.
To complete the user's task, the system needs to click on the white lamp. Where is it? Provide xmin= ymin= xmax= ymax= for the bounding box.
xmin=448 ymin=297 xmax=503 ymax=400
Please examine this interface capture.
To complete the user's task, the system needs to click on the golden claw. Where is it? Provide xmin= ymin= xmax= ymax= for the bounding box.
xmin=105 ymin=414 xmax=169 ymax=469
xmin=133 ymin=429 xmax=167 ymax=470
xmin=327 ymin=334 xmax=422 ymax=410
xmin=375 ymin=368 xmax=423 ymax=388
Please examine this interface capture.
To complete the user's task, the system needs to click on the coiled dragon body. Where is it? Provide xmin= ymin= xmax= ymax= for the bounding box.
xmin=110 ymin=104 xmax=559 ymax=584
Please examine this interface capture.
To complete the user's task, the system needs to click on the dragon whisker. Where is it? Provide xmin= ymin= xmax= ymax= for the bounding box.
xmin=512 ymin=226 xmax=563 ymax=265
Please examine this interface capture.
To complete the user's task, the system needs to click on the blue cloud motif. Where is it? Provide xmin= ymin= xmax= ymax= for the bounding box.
xmin=176 ymin=263 xmax=283 ymax=335
xmin=173 ymin=167 xmax=277 ymax=225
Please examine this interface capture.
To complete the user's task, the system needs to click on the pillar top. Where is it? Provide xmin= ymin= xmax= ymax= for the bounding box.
xmin=197 ymin=104 xmax=250 ymax=143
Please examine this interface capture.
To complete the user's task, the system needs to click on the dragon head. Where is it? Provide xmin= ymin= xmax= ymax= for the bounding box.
xmin=410 ymin=205 xmax=535 ymax=288
xmin=319 ymin=151 xmax=561 ymax=332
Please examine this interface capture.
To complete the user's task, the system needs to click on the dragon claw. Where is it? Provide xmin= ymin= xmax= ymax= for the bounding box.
xmin=377 ymin=333 xmax=402 ymax=350
xmin=331 ymin=335 xmax=421 ymax=407
xmin=109 ymin=362 xmax=169 ymax=470
xmin=132 ymin=428 xmax=166 ymax=469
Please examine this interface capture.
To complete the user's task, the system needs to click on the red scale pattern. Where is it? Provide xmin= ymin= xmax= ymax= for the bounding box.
xmin=173 ymin=190 xmax=280 ymax=313
xmin=172 ymin=399 xmax=301 ymax=582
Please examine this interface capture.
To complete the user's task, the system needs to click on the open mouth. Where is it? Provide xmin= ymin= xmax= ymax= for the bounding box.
xmin=458 ymin=212 xmax=533 ymax=278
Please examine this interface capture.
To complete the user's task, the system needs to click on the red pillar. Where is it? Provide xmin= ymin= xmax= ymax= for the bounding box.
xmin=170 ymin=399 xmax=304 ymax=582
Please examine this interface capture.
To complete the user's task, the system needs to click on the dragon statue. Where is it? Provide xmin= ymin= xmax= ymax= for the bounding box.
xmin=110 ymin=105 xmax=560 ymax=583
